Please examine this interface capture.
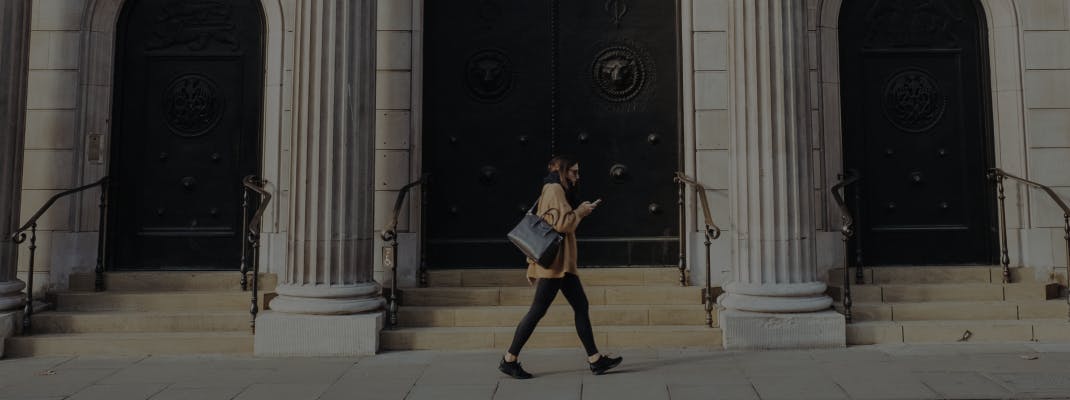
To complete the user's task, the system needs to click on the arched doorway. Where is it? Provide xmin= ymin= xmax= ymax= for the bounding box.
xmin=839 ymin=0 xmax=997 ymax=266
xmin=109 ymin=0 xmax=265 ymax=270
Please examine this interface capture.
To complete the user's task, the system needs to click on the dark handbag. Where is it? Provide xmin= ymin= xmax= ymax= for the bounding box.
xmin=507 ymin=199 xmax=565 ymax=268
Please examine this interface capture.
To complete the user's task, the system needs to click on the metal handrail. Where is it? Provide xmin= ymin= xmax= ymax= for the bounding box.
xmin=673 ymin=172 xmax=722 ymax=328
xmin=240 ymin=175 xmax=271 ymax=333
xmin=830 ymin=169 xmax=861 ymax=323
xmin=381 ymin=175 xmax=427 ymax=328
xmin=10 ymin=176 xmax=109 ymax=334
xmin=989 ymin=168 xmax=1070 ymax=321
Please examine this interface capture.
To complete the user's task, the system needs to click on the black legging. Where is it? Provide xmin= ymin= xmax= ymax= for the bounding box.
xmin=508 ymin=273 xmax=599 ymax=357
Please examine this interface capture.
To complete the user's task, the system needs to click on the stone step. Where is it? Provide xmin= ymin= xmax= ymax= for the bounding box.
xmin=397 ymin=305 xmax=712 ymax=328
xmin=3 ymin=332 xmax=253 ymax=357
xmin=400 ymin=286 xmax=703 ymax=307
xmin=381 ymin=325 xmax=722 ymax=350
xmin=30 ymin=311 xmax=252 ymax=334
xmin=425 ymin=267 xmax=682 ymax=287
xmin=70 ymin=272 xmax=277 ymax=292
xmin=831 ymin=283 xmax=1060 ymax=303
xmin=828 ymin=266 xmax=1047 ymax=285
xmin=55 ymin=291 xmax=268 ymax=312
xmin=847 ymin=320 xmax=1070 ymax=345
xmin=838 ymin=300 xmax=1069 ymax=322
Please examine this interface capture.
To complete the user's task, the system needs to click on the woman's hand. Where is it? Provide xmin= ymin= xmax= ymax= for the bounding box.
xmin=576 ymin=201 xmax=598 ymax=217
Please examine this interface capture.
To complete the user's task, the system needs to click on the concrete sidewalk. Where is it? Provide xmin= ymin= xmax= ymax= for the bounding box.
xmin=2 ymin=343 xmax=1070 ymax=399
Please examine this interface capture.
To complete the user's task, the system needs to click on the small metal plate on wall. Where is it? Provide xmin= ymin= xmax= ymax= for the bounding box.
xmin=382 ymin=246 xmax=395 ymax=269
xmin=87 ymin=133 xmax=103 ymax=164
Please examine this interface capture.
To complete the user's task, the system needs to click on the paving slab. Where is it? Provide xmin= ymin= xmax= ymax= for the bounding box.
xmin=404 ymin=384 xmax=497 ymax=400
xmin=667 ymin=383 xmax=760 ymax=400
xmin=232 ymin=383 xmax=329 ymax=400
xmin=916 ymin=372 xmax=1011 ymax=399
xmin=147 ymin=386 xmax=245 ymax=400
xmin=67 ymin=383 xmax=167 ymax=400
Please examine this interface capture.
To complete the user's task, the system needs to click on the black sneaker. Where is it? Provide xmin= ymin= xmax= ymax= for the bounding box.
xmin=498 ymin=357 xmax=533 ymax=379
xmin=588 ymin=354 xmax=623 ymax=375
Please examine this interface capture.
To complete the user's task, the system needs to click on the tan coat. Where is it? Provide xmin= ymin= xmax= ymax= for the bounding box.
xmin=526 ymin=183 xmax=585 ymax=284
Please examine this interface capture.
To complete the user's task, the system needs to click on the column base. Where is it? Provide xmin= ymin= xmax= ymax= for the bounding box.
xmin=0 ymin=311 xmax=19 ymax=358
xmin=719 ymin=309 xmax=845 ymax=350
xmin=254 ymin=310 xmax=382 ymax=356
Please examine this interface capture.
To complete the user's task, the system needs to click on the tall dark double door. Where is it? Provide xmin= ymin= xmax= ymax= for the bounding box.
xmin=424 ymin=0 xmax=681 ymax=268
xmin=840 ymin=0 xmax=997 ymax=266
xmin=109 ymin=0 xmax=264 ymax=270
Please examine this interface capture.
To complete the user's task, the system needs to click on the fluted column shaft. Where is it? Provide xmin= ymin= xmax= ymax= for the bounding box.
xmin=719 ymin=0 xmax=830 ymax=313
xmin=0 ymin=0 xmax=31 ymax=313
xmin=275 ymin=0 xmax=382 ymax=315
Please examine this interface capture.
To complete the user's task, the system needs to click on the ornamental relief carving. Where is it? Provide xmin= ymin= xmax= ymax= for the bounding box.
xmin=591 ymin=45 xmax=647 ymax=103
xmin=863 ymin=0 xmax=964 ymax=48
xmin=146 ymin=0 xmax=240 ymax=52
xmin=882 ymin=69 xmax=946 ymax=133
xmin=163 ymin=74 xmax=225 ymax=137
xmin=465 ymin=49 xmax=514 ymax=103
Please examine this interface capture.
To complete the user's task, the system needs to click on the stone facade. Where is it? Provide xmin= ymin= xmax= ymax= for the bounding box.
xmin=2 ymin=0 xmax=1068 ymax=354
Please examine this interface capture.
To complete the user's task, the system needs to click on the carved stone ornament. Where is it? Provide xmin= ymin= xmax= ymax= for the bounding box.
xmin=164 ymin=74 xmax=225 ymax=137
xmin=465 ymin=49 xmax=514 ymax=103
xmin=604 ymin=0 xmax=629 ymax=27
xmin=592 ymin=45 xmax=647 ymax=103
xmin=882 ymin=69 xmax=946 ymax=133
xmin=863 ymin=0 xmax=963 ymax=48
xmin=146 ymin=0 xmax=240 ymax=51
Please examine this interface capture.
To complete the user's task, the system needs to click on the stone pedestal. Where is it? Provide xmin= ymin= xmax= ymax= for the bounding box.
xmin=718 ymin=0 xmax=843 ymax=349
xmin=719 ymin=310 xmax=845 ymax=350
xmin=254 ymin=311 xmax=382 ymax=356
xmin=0 ymin=0 xmax=32 ymax=358
xmin=253 ymin=0 xmax=382 ymax=356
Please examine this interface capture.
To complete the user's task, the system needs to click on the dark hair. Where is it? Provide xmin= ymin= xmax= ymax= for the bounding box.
xmin=547 ymin=155 xmax=578 ymax=191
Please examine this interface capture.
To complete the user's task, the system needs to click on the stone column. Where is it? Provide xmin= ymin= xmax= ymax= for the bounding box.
xmin=0 ymin=0 xmax=32 ymax=356
xmin=717 ymin=0 xmax=844 ymax=349
xmin=254 ymin=0 xmax=383 ymax=356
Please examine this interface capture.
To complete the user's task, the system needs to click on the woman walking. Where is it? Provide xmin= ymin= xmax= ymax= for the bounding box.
xmin=498 ymin=155 xmax=623 ymax=379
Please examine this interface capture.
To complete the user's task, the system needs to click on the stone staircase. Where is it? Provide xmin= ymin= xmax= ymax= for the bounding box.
xmin=830 ymin=266 xmax=1070 ymax=344
xmin=3 ymin=272 xmax=274 ymax=357
xmin=381 ymin=267 xmax=722 ymax=350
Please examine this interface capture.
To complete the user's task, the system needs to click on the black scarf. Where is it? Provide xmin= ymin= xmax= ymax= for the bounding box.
xmin=543 ymin=172 xmax=580 ymax=208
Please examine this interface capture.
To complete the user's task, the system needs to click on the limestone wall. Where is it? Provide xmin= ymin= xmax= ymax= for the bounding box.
xmin=12 ymin=0 xmax=1069 ymax=295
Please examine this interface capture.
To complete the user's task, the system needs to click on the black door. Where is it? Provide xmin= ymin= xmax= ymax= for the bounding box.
xmin=110 ymin=0 xmax=264 ymax=270
xmin=425 ymin=0 xmax=681 ymax=268
xmin=840 ymin=0 xmax=996 ymax=265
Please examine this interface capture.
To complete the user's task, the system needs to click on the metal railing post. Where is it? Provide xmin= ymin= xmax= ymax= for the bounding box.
xmin=831 ymin=170 xmax=861 ymax=323
xmin=240 ymin=175 xmax=271 ymax=334
xmin=674 ymin=172 xmax=721 ymax=327
xmin=677 ymin=177 xmax=687 ymax=287
xmin=239 ymin=188 xmax=250 ymax=291
xmin=382 ymin=176 xmax=427 ymax=328
xmin=95 ymin=178 xmax=109 ymax=292
xmin=993 ymin=172 xmax=1011 ymax=283
xmin=17 ymin=224 xmax=36 ymax=333
xmin=1065 ymin=215 xmax=1069 ymax=322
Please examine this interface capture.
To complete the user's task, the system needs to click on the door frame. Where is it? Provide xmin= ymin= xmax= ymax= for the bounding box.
xmin=105 ymin=0 xmax=268 ymax=270
xmin=833 ymin=0 xmax=999 ymax=266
